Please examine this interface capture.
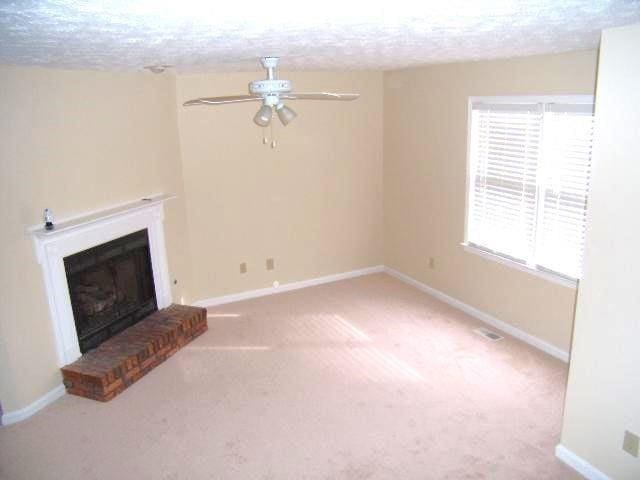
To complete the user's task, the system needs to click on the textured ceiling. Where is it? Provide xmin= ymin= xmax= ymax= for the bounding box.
xmin=1 ymin=0 xmax=639 ymax=73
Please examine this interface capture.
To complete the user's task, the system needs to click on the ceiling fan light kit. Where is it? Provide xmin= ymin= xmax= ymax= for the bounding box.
xmin=276 ymin=103 xmax=297 ymax=126
xmin=253 ymin=104 xmax=273 ymax=127
xmin=183 ymin=57 xmax=359 ymax=145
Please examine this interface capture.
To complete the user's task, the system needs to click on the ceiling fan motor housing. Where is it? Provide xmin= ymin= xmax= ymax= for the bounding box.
xmin=249 ymin=56 xmax=292 ymax=104
xmin=249 ymin=79 xmax=293 ymax=95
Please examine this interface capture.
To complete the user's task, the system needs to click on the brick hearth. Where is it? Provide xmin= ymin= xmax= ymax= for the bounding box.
xmin=61 ymin=304 xmax=207 ymax=401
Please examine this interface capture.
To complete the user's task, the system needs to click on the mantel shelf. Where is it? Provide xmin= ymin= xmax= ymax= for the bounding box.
xmin=28 ymin=194 xmax=176 ymax=239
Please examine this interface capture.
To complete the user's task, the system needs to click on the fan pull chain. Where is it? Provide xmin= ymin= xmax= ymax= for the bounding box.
xmin=262 ymin=126 xmax=268 ymax=145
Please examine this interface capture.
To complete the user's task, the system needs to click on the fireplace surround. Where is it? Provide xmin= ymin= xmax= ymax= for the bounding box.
xmin=30 ymin=195 xmax=174 ymax=366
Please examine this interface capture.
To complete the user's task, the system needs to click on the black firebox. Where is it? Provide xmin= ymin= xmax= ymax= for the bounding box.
xmin=64 ymin=229 xmax=157 ymax=353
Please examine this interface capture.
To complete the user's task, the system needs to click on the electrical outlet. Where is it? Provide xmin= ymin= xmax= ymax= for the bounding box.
xmin=428 ymin=257 xmax=435 ymax=269
xmin=266 ymin=258 xmax=275 ymax=270
xmin=623 ymin=430 xmax=640 ymax=457
xmin=239 ymin=262 xmax=247 ymax=274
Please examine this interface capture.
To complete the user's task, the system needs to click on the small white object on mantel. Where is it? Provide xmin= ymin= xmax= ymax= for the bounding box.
xmin=29 ymin=193 xmax=176 ymax=366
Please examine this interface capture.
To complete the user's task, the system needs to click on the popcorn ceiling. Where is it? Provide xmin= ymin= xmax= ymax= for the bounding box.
xmin=0 ymin=0 xmax=638 ymax=73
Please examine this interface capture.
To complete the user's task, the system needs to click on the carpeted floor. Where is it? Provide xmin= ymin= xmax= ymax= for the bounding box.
xmin=0 ymin=273 xmax=581 ymax=479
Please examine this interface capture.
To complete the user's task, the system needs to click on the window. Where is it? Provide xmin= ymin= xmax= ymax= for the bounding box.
xmin=464 ymin=96 xmax=595 ymax=285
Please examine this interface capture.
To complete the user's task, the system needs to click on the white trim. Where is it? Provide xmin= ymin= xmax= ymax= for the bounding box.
xmin=194 ymin=263 xmax=568 ymax=362
xmin=468 ymin=94 xmax=595 ymax=105
xmin=555 ymin=444 xmax=611 ymax=480
xmin=2 ymin=264 xmax=567 ymax=425
xmin=384 ymin=266 xmax=569 ymax=362
xmin=463 ymin=95 xmax=474 ymax=244
xmin=30 ymin=194 xmax=174 ymax=366
xmin=27 ymin=194 xmax=176 ymax=236
xmin=194 ymin=265 xmax=385 ymax=307
xmin=462 ymin=243 xmax=578 ymax=289
xmin=1 ymin=384 xmax=65 ymax=426
xmin=463 ymin=95 xmax=594 ymax=289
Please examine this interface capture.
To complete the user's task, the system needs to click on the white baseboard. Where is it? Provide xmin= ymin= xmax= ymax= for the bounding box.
xmin=383 ymin=267 xmax=570 ymax=363
xmin=2 ymin=266 xmax=382 ymax=425
xmin=555 ymin=444 xmax=611 ymax=480
xmin=1 ymin=384 xmax=65 ymax=426
xmin=194 ymin=265 xmax=385 ymax=307
xmin=1 ymin=264 xmax=567 ymax=425
xmin=194 ymin=264 xmax=569 ymax=362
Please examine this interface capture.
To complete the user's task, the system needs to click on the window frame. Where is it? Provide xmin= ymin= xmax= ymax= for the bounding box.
xmin=462 ymin=95 xmax=595 ymax=290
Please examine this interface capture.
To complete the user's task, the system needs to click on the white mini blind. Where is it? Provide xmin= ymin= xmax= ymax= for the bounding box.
xmin=467 ymin=98 xmax=594 ymax=280
xmin=535 ymin=104 xmax=595 ymax=278
xmin=468 ymin=103 xmax=543 ymax=263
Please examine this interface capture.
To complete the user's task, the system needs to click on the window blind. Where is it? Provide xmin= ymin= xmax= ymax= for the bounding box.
xmin=468 ymin=103 xmax=543 ymax=263
xmin=467 ymin=99 xmax=594 ymax=280
xmin=535 ymin=104 xmax=595 ymax=278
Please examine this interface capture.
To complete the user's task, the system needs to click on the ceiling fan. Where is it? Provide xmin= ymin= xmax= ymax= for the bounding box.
xmin=183 ymin=57 xmax=359 ymax=146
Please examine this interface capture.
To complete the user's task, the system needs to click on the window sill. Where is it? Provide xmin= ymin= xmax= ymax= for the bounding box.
xmin=461 ymin=243 xmax=578 ymax=289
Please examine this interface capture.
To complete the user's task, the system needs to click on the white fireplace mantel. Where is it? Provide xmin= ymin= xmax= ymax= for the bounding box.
xmin=30 ymin=194 xmax=175 ymax=366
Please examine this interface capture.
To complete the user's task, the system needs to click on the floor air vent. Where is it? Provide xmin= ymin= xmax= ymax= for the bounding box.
xmin=473 ymin=327 xmax=504 ymax=341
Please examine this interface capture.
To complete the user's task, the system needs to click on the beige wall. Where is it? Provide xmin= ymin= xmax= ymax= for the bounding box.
xmin=0 ymin=68 xmax=383 ymax=413
xmin=175 ymin=71 xmax=384 ymax=301
xmin=0 ymin=66 xmax=191 ymax=412
xmin=560 ymin=24 xmax=640 ymax=479
xmin=0 ymin=52 xmax=601 ymax=415
xmin=383 ymin=50 xmax=598 ymax=352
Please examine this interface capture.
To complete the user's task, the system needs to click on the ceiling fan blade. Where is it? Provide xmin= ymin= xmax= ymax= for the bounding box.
xmin=280 ymin=93 xmax=359 ymax=101
xmin=183 ymin=95 xmax=262 ymax=106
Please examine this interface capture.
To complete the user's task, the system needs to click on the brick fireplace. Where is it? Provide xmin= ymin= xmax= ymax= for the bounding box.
xmin=31 ymin=195 xmax=208 ymax=402
xmin=30 ymin=195 xmax=174 ymax=366
xmin=61 ymin=304 xmax=207 ymax=401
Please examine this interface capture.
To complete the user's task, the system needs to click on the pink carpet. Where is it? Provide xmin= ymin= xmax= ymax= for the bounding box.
xmin=0 ymin=273 xmax=580 ymax=479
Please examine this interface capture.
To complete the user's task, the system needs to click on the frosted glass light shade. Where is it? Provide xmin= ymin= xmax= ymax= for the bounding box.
xmin=253 ymin=105 xmax=272 ymax=126
xmin=276 ymin=104 xmax=297 ymax=126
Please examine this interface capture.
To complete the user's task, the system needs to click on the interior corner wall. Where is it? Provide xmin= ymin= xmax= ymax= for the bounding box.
xmin=0 ymin=51 xmax=600 ymax=416
xmin=560 ymin=24 xmax=640 ymax=480
xmin=0 ymin=66 xmax=192 ymax=413
xmin=382 ymin=50 xmax=598 ymax=352
xmin=174 ymin=71 xmax=384 ymax=301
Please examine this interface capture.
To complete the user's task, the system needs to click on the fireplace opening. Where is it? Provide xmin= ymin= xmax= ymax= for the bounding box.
xmin=64 ymin=229 xmax=157 ymax=353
